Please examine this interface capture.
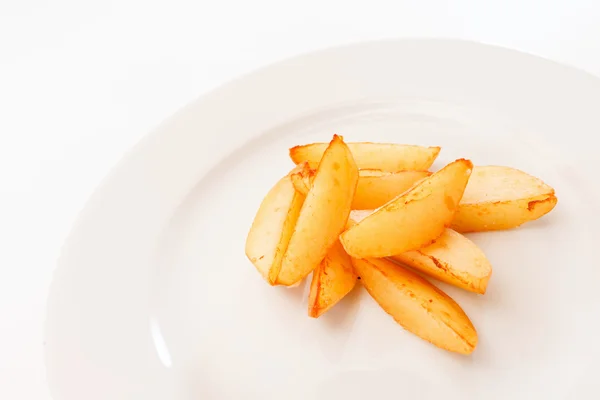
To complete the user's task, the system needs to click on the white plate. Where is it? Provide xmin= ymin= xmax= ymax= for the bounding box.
xmin=45 ymin=39 xmax=600 ymax=400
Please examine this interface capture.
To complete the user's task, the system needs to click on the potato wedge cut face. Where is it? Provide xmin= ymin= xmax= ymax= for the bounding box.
xmin=340 ymin=159 xmax=473 ymax=258
xmin=353 ymin=170 xmax=431 ymax=210
xmin=460 ymin=166 xmax=554 ymax=203
xmin=290 ymin=142 xmax=440 ymax=171
xmin=276 ymin=136 xmax=359 ymax=286
xmin=391 ymin=228 xmax=492 ymax=294
xmin=308 ymin=240 xmax=357 ymax=318
xmin=452 ymin=166 xmax=557 ymax=232
xmin=291 ymin=168 xmax=430 ymax=210
xmin=245 ymin=168 xmax=306 ymax=284
xmin=352 ymin=257 xmax=477 ymax=354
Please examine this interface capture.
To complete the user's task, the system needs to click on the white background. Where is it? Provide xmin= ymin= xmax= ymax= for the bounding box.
xmin=1 ymin=1 xmax=599 ymax=398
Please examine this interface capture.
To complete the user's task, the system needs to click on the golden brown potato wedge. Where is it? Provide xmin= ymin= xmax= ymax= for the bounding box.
xmin=289 ymin=142 xmax=440 ymax=171
xmin=340 ymin=159 xmax=473 ymax=258
xmin=292 ymin=168 xmax=431 ymax=210
xmin=276 ymin=135 xmax=359 ymax=286
xmin=452 ymin=166 xmax=557 ymax=232
xmin=245 ymin=164 xmax=307 ymax=284
xmin=308 ymin=240 xmax=358 ymax=318
xmin=391 ymin=228 xmax=492 ymax=294
xmin=352 ymin=257 xmax=477 ymax=354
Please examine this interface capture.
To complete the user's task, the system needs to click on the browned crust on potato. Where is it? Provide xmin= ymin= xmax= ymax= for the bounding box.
xmin=527 ymin=194 xmax=557 ymax=212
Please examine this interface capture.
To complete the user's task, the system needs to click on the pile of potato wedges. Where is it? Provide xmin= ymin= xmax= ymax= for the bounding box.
xmin=245 ymin=135 xmax=557 ymax=355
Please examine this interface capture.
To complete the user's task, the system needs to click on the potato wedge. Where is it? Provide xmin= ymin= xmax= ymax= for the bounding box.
xmin=292 ymin=168 xmax=431 ymax=210
xmin=340 ymin=159 xmax=473 ymax=258
xmin=290 ymin=142 xmax=440 ymax=171
xmin=308 ymin=240 xmax=358 ymax=318
xmin=352 ymin=257 xmax=477 ymax=354
xmin=391 ymin=228 xmax=492 ymax=294
xmin=245 ymin=164 xmax=307 ymax=284
xmin=452 ymin=166 xmax=557 ymax=232
xmin=276 ymin=135 xmax=359 ymax=286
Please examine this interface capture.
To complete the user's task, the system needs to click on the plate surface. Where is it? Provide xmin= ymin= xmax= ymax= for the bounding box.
xmin=45 ymin=39 xmax=600 ymax=400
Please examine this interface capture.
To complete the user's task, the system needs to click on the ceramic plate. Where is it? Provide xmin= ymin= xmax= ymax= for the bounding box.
xmin=45 ymin=39 xmax=600 ymax=400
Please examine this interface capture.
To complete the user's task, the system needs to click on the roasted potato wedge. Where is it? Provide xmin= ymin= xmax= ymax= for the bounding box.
xmin=245 ymin=164 xmax=307 ymax=284
xmin=340 ymin=159 xmax=473 ymax=258
xmin=290 ymin=142 xmax=440 ymax=171
xmin=391 ymin=228 xmax=492 ymax=294
xmin=291 ymin=168 xmax=431 ymax=210
xmin=308 ymin=240 xmax=358 ymax=318
xmin=352 ymin=257 xmax=477 ymax=354
xmin=276 ymin=135 xmax=359 ymax=286
xmin=452 ymin=166 xmax=557 ymax=232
